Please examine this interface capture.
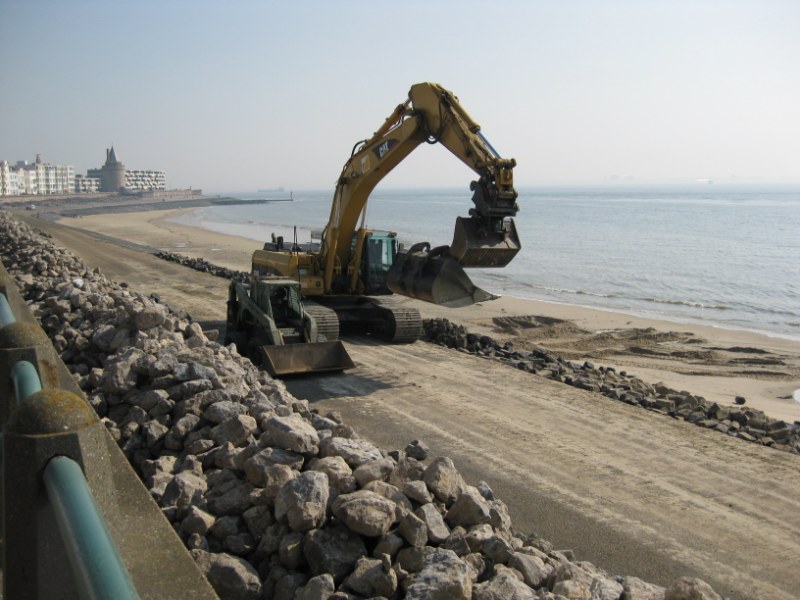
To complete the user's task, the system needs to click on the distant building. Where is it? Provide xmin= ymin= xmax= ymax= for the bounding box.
xmin=0 ymin=155 xmax=74 ymax=196
xmin=125 ymin=168 xmax=166 ymax=191
xmin=75 ymin=174 xmax=101 ymax=193
xmin=87 ymin=147 xmax=166 ymax=192
xmin=0 ymin=146 xmax=167 ymax=196
xmin=87 ymin=146 xmax=127 ymax=192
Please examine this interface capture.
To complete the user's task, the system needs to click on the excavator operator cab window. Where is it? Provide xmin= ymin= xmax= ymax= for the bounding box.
xmin=361 ymin=234 xmax=397 ymax=295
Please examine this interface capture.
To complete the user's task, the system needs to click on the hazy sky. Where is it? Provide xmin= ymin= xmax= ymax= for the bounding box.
xmin=1 ymin=0 xmax=798 ymax=192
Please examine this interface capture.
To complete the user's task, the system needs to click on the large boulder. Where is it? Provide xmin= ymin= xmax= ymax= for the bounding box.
xmin=404 ymin=548 xmax=473 ymax=600
xmin=191 ymin=550 xmax=261 ymax=600
xmin=274 ymin=471 xmax=329 ymax=532
xmin=341 ymin=556 xmax=398 ymax=598
xmin=331 ymin=490 xmax=397 ymax=537
xmin=423 ymin=457 xmax=465 ymax=506
xmin=303 ymin=526 xmax=368 ymax=583
xmin=263 ymin=414 xmax=320 ymax=454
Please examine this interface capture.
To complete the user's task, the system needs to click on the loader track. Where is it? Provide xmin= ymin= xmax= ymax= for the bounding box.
xmin=303 ymin=301 xmax=341 ymax=342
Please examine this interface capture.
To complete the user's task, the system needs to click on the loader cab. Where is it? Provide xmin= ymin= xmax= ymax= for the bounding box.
xmin=351 ymin=230 xmax=398 ymax=295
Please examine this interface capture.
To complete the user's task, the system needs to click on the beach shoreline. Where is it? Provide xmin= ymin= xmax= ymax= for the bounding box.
xmin=25 ymin=206 xmax=800 ymax=423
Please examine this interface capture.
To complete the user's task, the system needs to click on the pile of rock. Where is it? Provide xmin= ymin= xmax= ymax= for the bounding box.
xmin=154 ymin=250 xmax=250 ymax=283
xmin=423 ymin=318 xmax=800 ymax=455
xmin=0 ymin=211 xmax=726 ymax=600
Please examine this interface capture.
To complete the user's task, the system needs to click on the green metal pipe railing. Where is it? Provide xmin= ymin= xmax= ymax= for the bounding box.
xmin=0 ymin=292 xmax=15 ymax=326
xmin=2 ymin=289 xmax=140 ymax=600
xmin=10 ymin=360 xmax=42 ymax=404
xmin=43 ymin=456 xmax=139 ymax=600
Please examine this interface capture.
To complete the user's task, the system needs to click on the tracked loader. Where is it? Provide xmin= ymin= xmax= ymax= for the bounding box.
xmin=224 ymin=277 xmax=354 ymax=377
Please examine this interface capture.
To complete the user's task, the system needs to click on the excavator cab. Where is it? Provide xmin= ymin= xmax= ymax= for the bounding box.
xmin=360 ymin=233 xmax=397 ymax=295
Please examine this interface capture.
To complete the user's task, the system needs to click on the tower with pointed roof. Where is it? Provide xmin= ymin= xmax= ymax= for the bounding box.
xmin=98 ymin=146 xmax=126 ymax=192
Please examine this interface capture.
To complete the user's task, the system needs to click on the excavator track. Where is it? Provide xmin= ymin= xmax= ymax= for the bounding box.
xmin=303 ymin=301 xmax=341 ymax=342
xmin=369 ymin=297 xmax=423 ymax=343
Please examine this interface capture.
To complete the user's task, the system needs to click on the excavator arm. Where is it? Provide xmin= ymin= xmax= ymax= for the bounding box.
xmin=321 ymin=82 xmax=520 ymax=294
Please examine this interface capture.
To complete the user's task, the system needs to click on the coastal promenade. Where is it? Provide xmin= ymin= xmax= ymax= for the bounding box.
xmin=0 ymin=192 xmax=287 ymax=220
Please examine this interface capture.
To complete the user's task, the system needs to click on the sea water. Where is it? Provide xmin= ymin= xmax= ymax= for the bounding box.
xmin=171 ymin=185 xmax=800 ymax=340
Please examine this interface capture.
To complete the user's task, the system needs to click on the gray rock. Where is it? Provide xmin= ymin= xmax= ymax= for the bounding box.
xmin=99 ymin=353 xmax=140 ymax=394
xmin=307 ymin=456 xmax=357 ymax=494
xmin=320 ymin=436 xmax=383 ymax=467
xmin=403 ymin=479 xmax=433 ymax=504
xmin=303 ymin=525 xmax=368 ymax=583
xmin=442 ymin=526 xmax=472 ymax=556
xmin=552 ymin=562 xmax=624 ymax=600
xmin=404 ymin=439 xmax=430 ymax=460
xmin=278 ymin=530 xmax=305 ymax=569
xmin=665 ymin=576 xmax=722 ymax=600
xmin=263 ymin=414 xmax=320 ymax=454
xmin=296 ymin=573 xmax=335 ymax=600
xmin=508 ymin=552 xmax=551 ymax=589
xmin=161 ymin=471 xmax=208 ymax=512
xmin=446 ymin=486 xmax=492 ymax=527
xmin=396 ymin=545 xmax=439 ymax=573
xmin=204 ymin=400 xmax=249 ymax=424
xmin=398 ymin=511 xmax=428 ymax=547
xmin=373 ymin=531 xmax=404 ymax=559
xmin=482 ymin=534 xmax=515 ymax=564
xmin=169 ymin=413 xmax=201 ymax=441
xmin=191 ymin=549 xmax=261 ymax=600
xmin=353 ymin=458 xmax=394 ymax=487
xmin=127 ymin=388 xmax=170 ymax=412
xmin=489 ymin=498 xmax=513 ymax=531
xmin=223 ymin=532 xmax=255 ymax=556
xmin=142 ymin=420 xmax=169 ymax=448
xmin=275 ymin=471 xmax=329 ymax=532
xmin=423 ymin=456 xmax=465 ymax=506
xmin=209 ymin=515 xmax=241 ymax=540
xmin=209 ymin=481 xmax=255 ymax=516
xmin=415 ymin=502 xmax=450 ymax=544
xmin=621 ymin=575 xmax=667 ymax=599
xmin=404 ymin=548 xmax=473 ymax=600
xmin=342 ymin=556 xmax=398 ymax=598
xmin=332 ymin=490 xmax=397 ymax=537
xmin=133 ymin=307 xmax=165 ymax=330
xmin=241 ymin=505 xmax=274 ymax=538
xmin=472 ymin=567 xmax=536 ymax=600
xmin=362 ymin=480 xmax=413 ymax=516
xmin=211 ymin=414 xmax=257 ymax=446
xmin=181 ymin=506 xmax=217 ymax=536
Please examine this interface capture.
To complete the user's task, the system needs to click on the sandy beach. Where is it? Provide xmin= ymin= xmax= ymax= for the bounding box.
xmin=54 ymin=207 xmax=800 ymax=423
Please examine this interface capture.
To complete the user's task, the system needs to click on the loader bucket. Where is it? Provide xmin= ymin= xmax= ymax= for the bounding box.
xmin=387 ymin=243 xmax=497 ymax=308
xmin=258 ymin=341 xmax=355 ymax=377
xmin=449 ymin=216 xmax=521 ymax=268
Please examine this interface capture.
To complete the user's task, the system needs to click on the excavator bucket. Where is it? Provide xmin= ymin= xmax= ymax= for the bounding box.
xmin=387 ymin=243 xmax=497 ymax=308
xmin=258 ymin=341 xmax=355 ymax=377
xmin=449 ymin=216 xmax=521 ymax=268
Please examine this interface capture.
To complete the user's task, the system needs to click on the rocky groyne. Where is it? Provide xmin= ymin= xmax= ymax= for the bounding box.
xmin=423 ymin=319 xmax=800 ymax=455
xmin=0 ymin=211 xmax=726 ymax=600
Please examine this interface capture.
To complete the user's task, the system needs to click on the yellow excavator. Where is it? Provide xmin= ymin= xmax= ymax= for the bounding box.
xmin=251 ymin=82 xmax=521 ymax=347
